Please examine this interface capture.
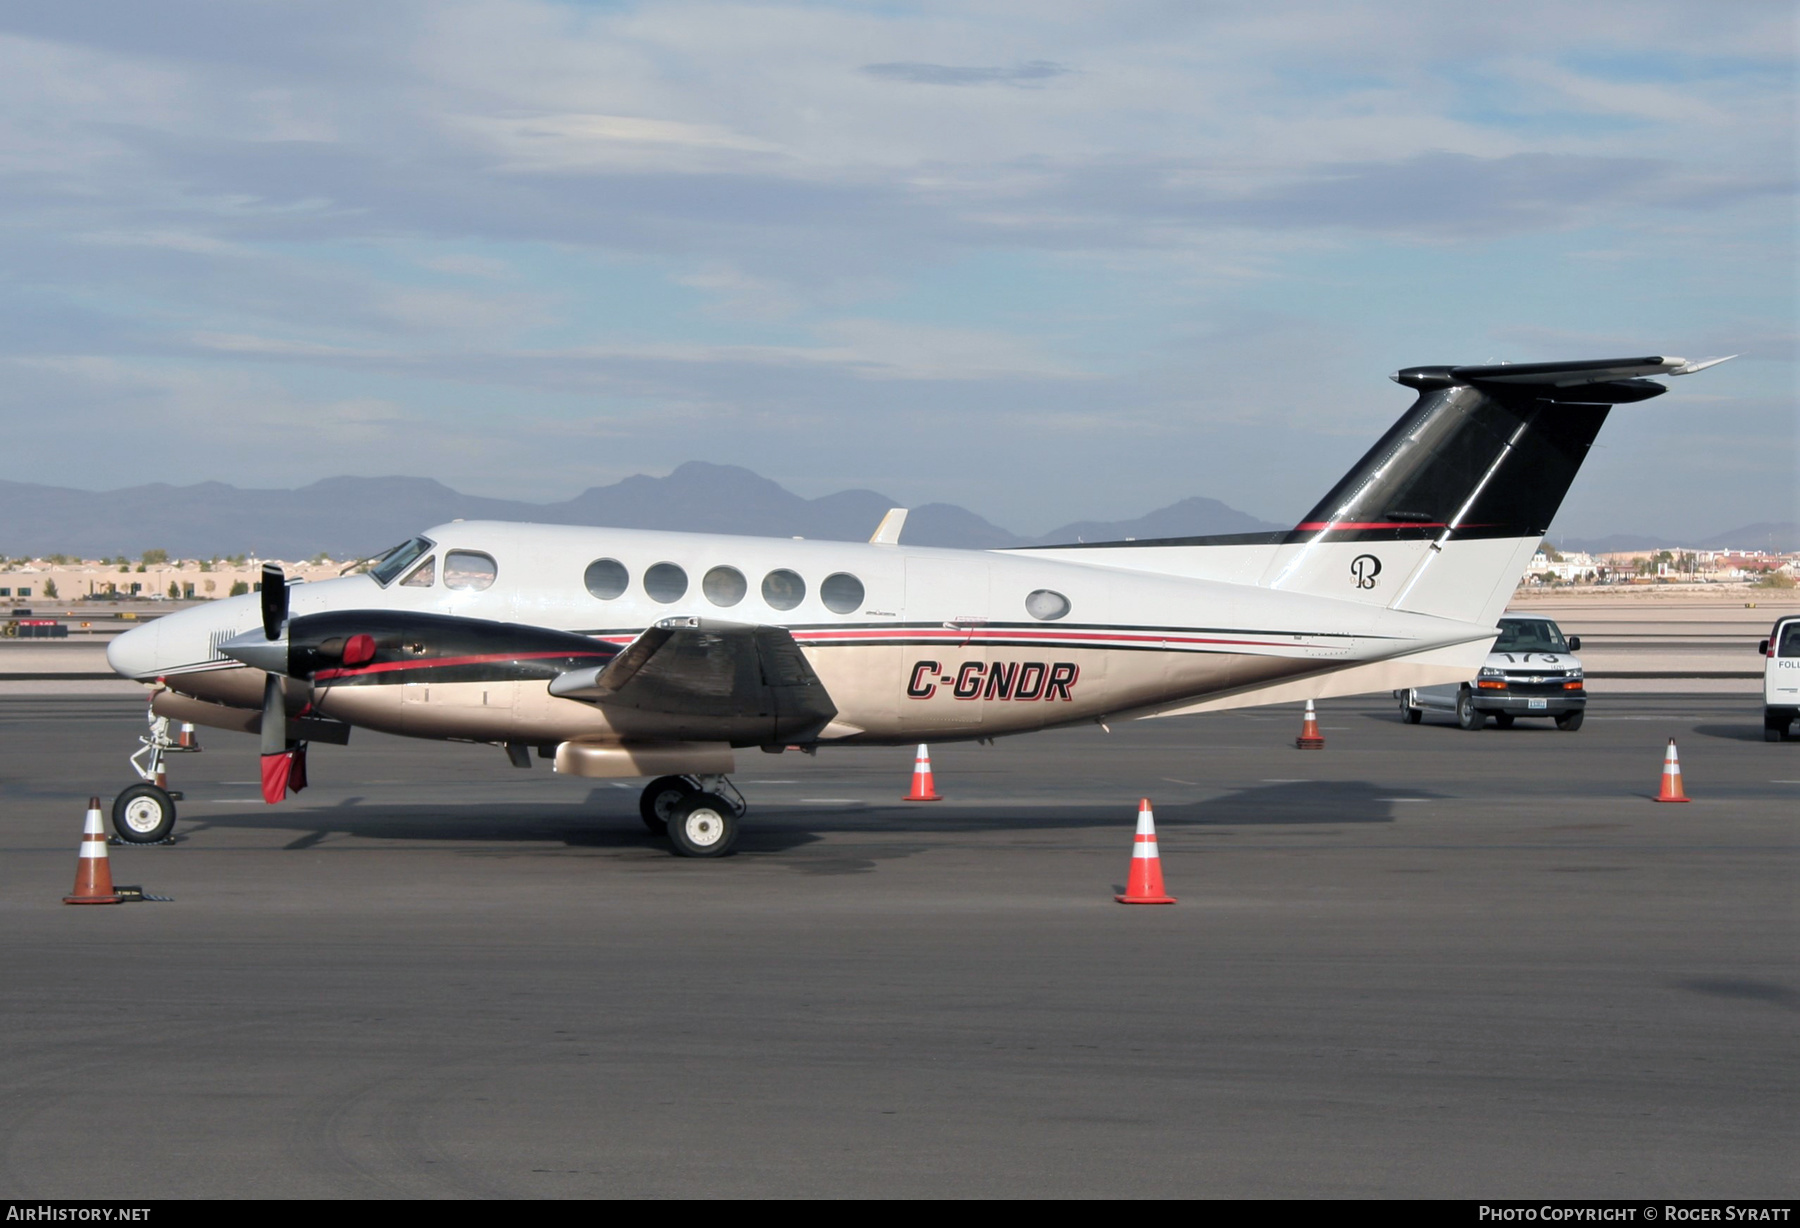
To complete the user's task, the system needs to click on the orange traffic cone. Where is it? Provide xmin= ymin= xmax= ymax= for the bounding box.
xmin=64 ymin=796 xmax=122 ymax=905
xmin=903 ymin=744 xmax=942 ymax=801
xmin=1116 ymin=798 xmax=1176 ymax=904
xmin=1295 ymin=699 xmax=1325 ymax=749
xmin=1654 ymin=738 xmax=1690 ymax=803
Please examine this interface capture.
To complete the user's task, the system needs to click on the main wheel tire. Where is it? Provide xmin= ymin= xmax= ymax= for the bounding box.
xmin=639 ymin=775 xmax=697 ymax=834
xmin=1493 ymin=714 xmax=1516 ymax=729
xmin=1555 ymin=710 xmax=1585 ymax=732
xmin=112 ymin=783 xmax=176 ymax=843
xmin=667 ymin=793 xmax=738 ymax=858
xmin=1398 ymin=691 xmax=1422 ymax=724
xmin=1456 ymin=689 xmax=1484 ymax=731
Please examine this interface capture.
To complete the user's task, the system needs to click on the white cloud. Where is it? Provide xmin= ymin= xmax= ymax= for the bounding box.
xmin=0 ymin=1 xmax=1789 ymax=533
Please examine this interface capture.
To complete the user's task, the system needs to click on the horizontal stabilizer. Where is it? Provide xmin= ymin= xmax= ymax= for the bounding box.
xmin=1396 ymin=354 xmax=1735 ymax=392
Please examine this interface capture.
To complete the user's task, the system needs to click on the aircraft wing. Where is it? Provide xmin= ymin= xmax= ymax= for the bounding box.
xmin=548 ymin=618 xmax=838 ymax=745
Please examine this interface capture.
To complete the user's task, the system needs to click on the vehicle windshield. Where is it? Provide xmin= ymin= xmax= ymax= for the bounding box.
xmin=1494 ymin=619 xmax=1568 ymax=653
xmin=368 ymin=537 xmax=435 ymax=587
xmin=1779 ymin=622 xmax=1800 ymax=658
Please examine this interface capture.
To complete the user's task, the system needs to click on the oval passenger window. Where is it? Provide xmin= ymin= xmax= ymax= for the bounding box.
xmin=703 ymin=566 xmax=747 ymax=607
xmin=1025 ymin=589 xmax=1071 ymax=621
xmin=443 ymin=551 xmax=497 ymax=592
xmin=644 ymin=562 xmax=689 ymax=604
xmin=820 ymin=572 xmax=863 ymax=614
xmin=762 ymin=569 xmax=805 ymax=611
xmin=584 ymin=558 xmax=629 ymax=600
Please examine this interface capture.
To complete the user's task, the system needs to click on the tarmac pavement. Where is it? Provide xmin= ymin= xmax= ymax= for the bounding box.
xmin=0 ymin=692 xmax=1793 ymax=1198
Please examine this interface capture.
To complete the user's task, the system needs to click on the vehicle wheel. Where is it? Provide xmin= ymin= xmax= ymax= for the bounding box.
xmin=1455 ymin=689 xmax=1484 ymax=731
xmin=1398 ymin=691 xmax=1422 ymax=724
xmin=1766 ymin=714 xmax=1791 ymax=742
xmin=639 ymin=775 xmax=696 ymax=834
xmin=1493 ymin=714 xmax=1515 ymax=729
xmin=112 ymin=783 xmax=176 ymax=843
xmin=667 ymin=793 xmax=738 ymax=858
xmin=1555 ymin=710 xmax=1585 ymax=732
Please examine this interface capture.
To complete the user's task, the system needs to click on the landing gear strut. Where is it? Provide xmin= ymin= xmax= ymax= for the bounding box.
xmin=637 ymin=774 xmax=746 ymax=857
xmin=115 ymin=707 xmax=200 ymax=844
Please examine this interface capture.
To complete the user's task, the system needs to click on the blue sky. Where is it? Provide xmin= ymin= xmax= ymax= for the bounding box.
xmin=0 ymin=0 xmax=1792 ymax=538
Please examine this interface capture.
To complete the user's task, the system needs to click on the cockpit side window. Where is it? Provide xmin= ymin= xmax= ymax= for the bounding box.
xmin=444 ymin=551 xmax=497 ymax=592
xmin=400 ymin=556 xmax=436 ymax=587
xmin=370 ymin=537 xmax=435 ymax=586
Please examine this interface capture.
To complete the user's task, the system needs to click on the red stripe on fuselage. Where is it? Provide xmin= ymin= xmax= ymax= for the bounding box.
xmin=792 ymin=627 xmax=1292 ymax=649
xmin=314 ymin=649 xmax=608 ymax=681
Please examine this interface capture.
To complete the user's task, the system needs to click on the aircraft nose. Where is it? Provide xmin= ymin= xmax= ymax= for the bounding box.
xmin=106 ymin=620 xmax=164 ymax=681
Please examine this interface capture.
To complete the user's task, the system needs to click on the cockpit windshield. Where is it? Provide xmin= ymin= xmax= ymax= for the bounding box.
xmin=1493 ymin=619 xmax=1568 ymax=654
xmin=369 ymin=537 xmax=435 ymax=587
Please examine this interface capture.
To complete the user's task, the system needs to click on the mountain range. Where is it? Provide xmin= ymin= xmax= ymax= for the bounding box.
xmin=0 ymin=463 xmax=1282 ymax=559
xmin=0 ymin=464 xmax=1789 ymax=559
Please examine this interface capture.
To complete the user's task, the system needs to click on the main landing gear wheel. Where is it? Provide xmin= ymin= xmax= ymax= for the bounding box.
xmin=112 ymin=783 xmax=176 ymax=844
xmin=639 ymin=775 xmax=697 ymax=834
xmin=1556 ymin=710 xmax=1585 ymax=732
xmin=1456 ymin=689 xmax=1485 ymax=731
xmin=1398 ymin=691 xmax=1422 ymax=724
xmin=667 ymin=794 xmax=739 ymax=858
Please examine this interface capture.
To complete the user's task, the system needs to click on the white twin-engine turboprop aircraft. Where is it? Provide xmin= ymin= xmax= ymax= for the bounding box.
xmin=106 ymin=354 xmax=1732 ymax=856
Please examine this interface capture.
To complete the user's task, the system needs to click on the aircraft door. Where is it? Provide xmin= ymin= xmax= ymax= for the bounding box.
xmin=901 ymin=557 xmax=992 ymax=727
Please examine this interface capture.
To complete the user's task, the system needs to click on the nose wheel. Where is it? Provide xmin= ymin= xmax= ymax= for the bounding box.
xmin=117 ymin=705 xmax=199 ymax=843
xmin=113 ymin=783 xmax=177 ymax=844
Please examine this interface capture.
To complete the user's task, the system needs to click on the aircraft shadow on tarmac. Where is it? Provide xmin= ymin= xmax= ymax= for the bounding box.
xmin=170 ymin=780 xmax=1411 ymax=872
xmin=1693 ymin=722 xmax=1781 ymax=743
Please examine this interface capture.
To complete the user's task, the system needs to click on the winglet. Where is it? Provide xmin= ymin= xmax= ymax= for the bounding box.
xmin=870 ymin=508 xmax=908 ymax=545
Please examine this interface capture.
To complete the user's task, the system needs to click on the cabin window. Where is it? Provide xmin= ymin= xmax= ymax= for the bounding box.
xmin=370 ymin=536 xmax=434 ymax=586
xmin=443 ymin=551 xmax=497 ymax=592
xmin=584 ymin=559 xmax=629 ymax=600
xmin=1025 ymin=589 xmax=1070 ymax=621
xmin=400 ymin=556 xmax=436 ymax=588
xmin=703 ymin=566 xmax=747 ymax=607
xmin=644 ymin=562 xmax=689 ymax=604
xmin=761 ymin=569 xmax=805 ymax=611
xmin=821 ymin=572 xmax=864 ymax=614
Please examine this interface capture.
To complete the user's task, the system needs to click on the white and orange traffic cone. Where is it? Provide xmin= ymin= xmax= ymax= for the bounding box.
xmin=1654 ymin=738 xmax=1690 ymax=803
xmin=64 ymin=796 xmax=122 ymax=905
xmin=1295 ymin=699 xmax=1325 ymax=749
xmin=903 ymin=744 xmax=942 ymax=802
xmin=1116 ymin=798 xmax=1176 ymax=904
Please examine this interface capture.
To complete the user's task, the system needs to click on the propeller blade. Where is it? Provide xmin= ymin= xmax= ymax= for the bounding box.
xmin=260 ymin=563 xmax=287 ymax=641
xmin=260 ymin=673 xmax=287 ymax=757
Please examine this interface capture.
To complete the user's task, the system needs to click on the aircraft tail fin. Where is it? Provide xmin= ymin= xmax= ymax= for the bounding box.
xmin=1012 ymin=355 xmax=1732 ymax=627
xmin=1264 ymin=356 xmax=1729 ymax=624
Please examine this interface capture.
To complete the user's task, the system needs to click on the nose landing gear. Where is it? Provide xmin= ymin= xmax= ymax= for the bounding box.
xmin=114 ymin=705 xmax=200 ymax=844
xmin=637 ymin=774 xmax=746 ymax=857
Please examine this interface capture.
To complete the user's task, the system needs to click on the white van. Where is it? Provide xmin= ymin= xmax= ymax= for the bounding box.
xmin=1760 ymin=616 xmax=1799 ymax=742
xmin=1397 ymin=614 xmax=1586 ymax=731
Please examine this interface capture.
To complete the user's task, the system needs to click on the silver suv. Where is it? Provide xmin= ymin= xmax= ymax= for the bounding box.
xmin=1397 ymin=615 xmax=1586 ymax=731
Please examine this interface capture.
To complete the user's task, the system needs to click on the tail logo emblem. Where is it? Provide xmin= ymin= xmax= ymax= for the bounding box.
xmin=1350 ymin=554 xmax=1382 ymax=589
